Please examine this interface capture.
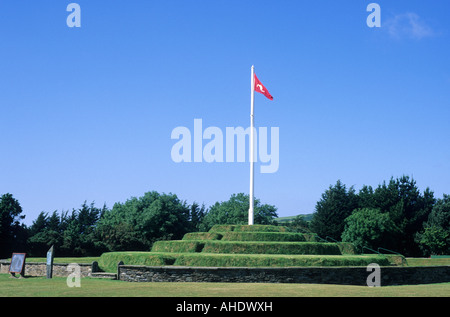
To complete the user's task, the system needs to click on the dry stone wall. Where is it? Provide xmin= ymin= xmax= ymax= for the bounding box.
xmin=118 ymin=264 xmax=450 ymax=286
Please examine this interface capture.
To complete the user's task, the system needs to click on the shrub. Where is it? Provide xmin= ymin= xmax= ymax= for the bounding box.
xmin=341 ymin=208 xmax=397 ymax=252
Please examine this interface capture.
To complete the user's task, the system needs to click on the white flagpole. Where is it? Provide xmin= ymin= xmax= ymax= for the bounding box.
xmin=249 ymin=65 xmax=255 ymax=226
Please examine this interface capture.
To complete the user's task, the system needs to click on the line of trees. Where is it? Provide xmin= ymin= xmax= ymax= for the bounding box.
xmin=310 ymin=176 xmax=450 ymax=257
xmin=0 ymin=192 xmax=277 ymax=258
xmin=0 ymin=175 xmax=448 ymax=258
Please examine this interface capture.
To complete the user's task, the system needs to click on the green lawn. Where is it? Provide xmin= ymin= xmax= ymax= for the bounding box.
xmin=406 ymin=257 xmax=450 ymax=266
xmin=2 ymin=256 xmax=448 ymax=297
xmin=1 ymin=274 xmax=449 ymax=297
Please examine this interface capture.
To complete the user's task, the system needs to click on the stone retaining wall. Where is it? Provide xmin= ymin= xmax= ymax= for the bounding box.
xmin=0 ymin=260 xmax=96 ymax=277
xmin=118 ymin=265 xmax=450 ymax=286
xmin=2 ymin=259 xmax=449 ymax=285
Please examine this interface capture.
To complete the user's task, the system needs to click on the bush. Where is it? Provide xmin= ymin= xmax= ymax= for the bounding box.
xmin=341 ymin=208 xmax=397 ymax=252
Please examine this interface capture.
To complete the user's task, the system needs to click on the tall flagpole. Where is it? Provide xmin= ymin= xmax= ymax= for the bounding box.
xmin=249 ymin=65 xmax=255 ymax=226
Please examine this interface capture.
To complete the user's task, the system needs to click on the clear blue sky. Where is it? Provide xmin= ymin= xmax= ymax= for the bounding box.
xmin=1 ymin=1 xmax=449 ymax=225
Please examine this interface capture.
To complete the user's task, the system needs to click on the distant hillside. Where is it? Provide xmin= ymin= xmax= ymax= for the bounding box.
xmin=275 ymin=213 xmax=314 ymax=223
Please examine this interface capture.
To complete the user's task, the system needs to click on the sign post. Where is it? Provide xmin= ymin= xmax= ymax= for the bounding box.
xmin=9 ymin=253 xmax=27 ymax=278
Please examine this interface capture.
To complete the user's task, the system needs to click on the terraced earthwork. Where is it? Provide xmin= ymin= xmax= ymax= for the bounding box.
xmin=99 ymin=225 xmax=393 ymax=271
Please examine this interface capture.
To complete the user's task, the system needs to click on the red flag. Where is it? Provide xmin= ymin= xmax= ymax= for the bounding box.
xmin=254 ymin=73 xmax=273 ymax=100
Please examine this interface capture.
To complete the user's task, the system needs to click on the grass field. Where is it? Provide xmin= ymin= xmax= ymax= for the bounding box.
xmin=406 ymin=257 xmax=450 ymax=266
xmin=2 ymin=256 xmax=448 ymax=297
xmin=1 ymin=274 xmax=449 ymax=297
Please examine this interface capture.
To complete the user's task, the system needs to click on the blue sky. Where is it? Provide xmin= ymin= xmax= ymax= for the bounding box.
xmin=1 ymin=1 xmax=449 ymax=225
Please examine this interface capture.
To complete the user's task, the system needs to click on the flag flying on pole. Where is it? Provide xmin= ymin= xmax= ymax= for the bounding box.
xmin=254 ymin=73 xmax=273 ymax=101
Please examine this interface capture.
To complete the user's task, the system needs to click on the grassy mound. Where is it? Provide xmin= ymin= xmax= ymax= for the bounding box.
xmin=182 ymin=232 xmax=223 ymax=241
xmin=222 ymin=232 xmax=308 ymax=242
xmin=151 ymin=240 xmax=205 ymax=253
xmin=151 ymin=240 xmax=343 ymax=255
xmin=152 ymin=240 xmax=357 ymax=255
xmin=202 ymin=241 xmax=342 ymax=255
xmin=209 ymin=224 xmax=289 ymax=233
xmin=172 ymin=253 xmax=390 ymax=268
xmin=98 ymin=224 xmax=387 ymax=271
xmin=98 ymin=252 xmax=178 ymax=272
xmin=183 ymin=231 xmax=309 ymax=242
xmin=98 ymin=251 xmax=390 ymax=272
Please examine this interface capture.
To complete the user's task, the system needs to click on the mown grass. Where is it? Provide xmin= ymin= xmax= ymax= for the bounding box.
xmin=171 ymin=253 xmax=389 ymax=268
xmin=151 ymin=240 xmax=205 ymax=253
xmin=202 ymin=241 xmax=342 ymax=255
xmin=0 ymin=274 xmax=449 ymax=297
xmin=98 ymin=251 xmax=390 ymax=272
xmin=210 ymin=224 xmax=289 ymax=233
xmin=152 ymin=239 xmax=357 ymax=255
xmin=217 ymin=231 xmax=307 ymax=242
xmin=98 ymin=252 xmax=178 ymax=271
xmin=406 ymin=257 xmax=450 ymax=266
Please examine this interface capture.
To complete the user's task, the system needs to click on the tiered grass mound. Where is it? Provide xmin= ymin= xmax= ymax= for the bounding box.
xmin=99 ymin=225 xmax=391 ymax=272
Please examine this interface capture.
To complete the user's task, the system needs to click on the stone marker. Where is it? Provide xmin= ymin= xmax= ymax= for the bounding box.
xmin=46 ymin=245 xmax=54 ymax=279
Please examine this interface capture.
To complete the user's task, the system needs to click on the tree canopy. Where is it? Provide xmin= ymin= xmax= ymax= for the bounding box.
xmin=310 ymin=180 xmax=359 ymax=240
xmin=199 ymin=193 xmax=278 ymax=231
xmin=311 ymin=176 xmax=439 ymax=256
xmin=0 ymin=193 xmax=26 ymax=258
xmin=96 ymin=191 xmax=191 ymax=251
xmin=1 ymin=176 xmax=448 ymax=258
